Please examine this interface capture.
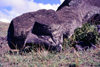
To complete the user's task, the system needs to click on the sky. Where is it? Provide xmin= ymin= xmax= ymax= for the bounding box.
xmin=0 ymin=0 xmax=64 ymax=23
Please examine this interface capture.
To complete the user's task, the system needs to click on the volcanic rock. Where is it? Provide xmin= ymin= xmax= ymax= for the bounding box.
xmin=7 ymin=0 xmax=100 ymax=51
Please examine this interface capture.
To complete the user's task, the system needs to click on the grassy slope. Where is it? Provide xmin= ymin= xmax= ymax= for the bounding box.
xmin=1 ymin=47 xmax=100 ymax=67
xmin=0 ymin=21 xmax=9 ymax=37
xmin=0 ymin=22 xmax=100 ymax=67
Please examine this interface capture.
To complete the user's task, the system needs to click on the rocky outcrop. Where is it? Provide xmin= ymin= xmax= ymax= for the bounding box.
xmin=7 ymin=0 xmax=100 ymax=51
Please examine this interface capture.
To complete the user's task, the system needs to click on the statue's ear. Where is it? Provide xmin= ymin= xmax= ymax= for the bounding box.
xmin=57 ymin=0 xmax=71 ymax=11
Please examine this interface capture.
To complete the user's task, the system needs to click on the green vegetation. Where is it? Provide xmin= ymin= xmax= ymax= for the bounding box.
xmin=63 ymin=23 xmax=100 ymax=49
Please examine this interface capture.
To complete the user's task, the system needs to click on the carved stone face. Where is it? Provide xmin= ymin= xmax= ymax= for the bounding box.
xmin=7 ymin=9 xmax=63 ymax=52
xmin=7 ymin=0 xmax=100 ymax=51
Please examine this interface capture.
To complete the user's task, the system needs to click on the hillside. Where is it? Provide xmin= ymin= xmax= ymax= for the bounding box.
xmin=0 ymin=21 xmax=9 ymax=37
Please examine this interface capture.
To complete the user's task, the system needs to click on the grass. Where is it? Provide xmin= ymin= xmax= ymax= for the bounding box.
xmin=0 ymin=46 xmax=100 ymax=67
